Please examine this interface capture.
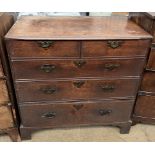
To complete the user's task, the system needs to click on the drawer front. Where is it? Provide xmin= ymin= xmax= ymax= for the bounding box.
xmin=134 ymin=96 xmax=155 ymax=119
xmin=140 ymin=72 xmax=155 ymax=92
xmin=146 ymin=48 xmax=155 ymax=70
xmin=0 ymin=106 xmax=13 ymax=129
xmin=6 ymin=40 xmax=80 ymax=58
xmin=0 ymin=80 xmax=9 ymax=105
xmin=0 ymin=61 xmax=4 ymax=77
xmin=82 ymin=40 xmax=150 ymax=57
xmin=16 ymin=79 xmax=139 ymax=103
xmin=19 ymin=100 xmax=133 ymax=127
xmin=12 ymin=58 xmax=145 ymax=80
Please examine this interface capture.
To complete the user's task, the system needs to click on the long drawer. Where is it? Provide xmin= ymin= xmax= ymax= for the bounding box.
xmin=82 ymin=40 xmax=150 ymax=57
xmin=0 ymin=80 xmax=9 ymax=105
xmin=15 ymin=79 xmax=139 ymax=103
xmin=0 ymin=105 xmax=13 ymax=129
xmin=140 ymin=72 xmax=155 ymax=93
xmin=134 ymin=96 xmax=155 ymax=119
xmin=6 ymin=40 xmax=80 ymax=58
xmin=11 ymin=58 xmax=145 ymax=80
xmin=19 ymin=100 xmax=134 ymax=127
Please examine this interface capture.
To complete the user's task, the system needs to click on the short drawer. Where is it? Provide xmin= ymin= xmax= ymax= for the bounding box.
xmin=0 ymin=80 xmax=9 ymax=105
xmin=146 ymin=48 xmax=155 ymax=71
xmin=0 ymin=106 xmax=13 ymax=129
xmin=12 ymin=58 xmax=145 ymax=80
xmin=134 ymin=96 xmax=155 ymax=119
xmin=82 ymin=40 xmax=150 ymax=57
xmin=6 ymin=40 xmax=80 ymax=58
xmin=16 ymin=79 xmax=139 ymax=103
xmin=19 ymin=100 xmax=134 ymax=127
xmin=140 ymin=72 xmax=155 ymax=93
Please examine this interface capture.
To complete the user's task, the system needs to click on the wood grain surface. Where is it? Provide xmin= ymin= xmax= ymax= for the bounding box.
xmin=11 ymin=58 xmax=145 ymax=80
xmin=140 ymin=72 xmax=155 ymax=93
xmin=146 ymin=48 xmax=155 ymax=70
xmin=5 ymin=16 xmax=152 ymax=40
xmin=19 ymin=100 xmax=133 ymax=127
xmin=6 ymin=40 xmax=150 ymax=59
xmin=6 ymin=40 xmax=80 ymax=58
xmin=82 ymin=40 xmax=150 ymax=57
xmin=134 ymin=96 xmax=155 ymax=119
xmin=15 ymin=78 xmax=139 ymax=103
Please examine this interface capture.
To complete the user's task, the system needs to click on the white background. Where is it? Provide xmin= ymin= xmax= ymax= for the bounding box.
xmin=0 ymin=0 xmax=155 ymax=11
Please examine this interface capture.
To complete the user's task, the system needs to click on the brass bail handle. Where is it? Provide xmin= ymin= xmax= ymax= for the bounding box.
xmin=107 ymin=40 xmax=123 ymax=49
xmin=41 ymin=112 xmax=56 ymax=119
xmin=104 ymin=63 xmax=120 ymax=71
xmin=40 ymin=64 xmax=56 ymax=73
xmin=101 ymin=85 xmax=115 ymax=92
xmin=38 ymin=41 xmax=54 ymax=49
xmin=40 ymin=87 xmax=56 ymax=94
xmin=98 ymin=109 xmax=112 ymax=116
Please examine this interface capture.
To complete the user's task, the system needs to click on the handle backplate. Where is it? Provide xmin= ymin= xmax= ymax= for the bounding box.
xmin=98 ymin=109 xmax=112 ymax=116
xmin=41 ymin=112 xmax=56 ymax=119
xmin=40 ymin=64 xmax=56 ymax=73
xmin=104 ymin=63 xmax=120 ymax=71
xmin=40 ymin=87 xmax=56 ymax=94
xmin=38 ymin=41 xmax=54 ymax=48
xmin=101 ymin=85 xmax=115 ymax=92
xmin=107 ymin=41 xmax=123 ymax=49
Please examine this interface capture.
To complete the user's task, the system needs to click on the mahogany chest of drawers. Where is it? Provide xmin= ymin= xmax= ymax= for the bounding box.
xmin=130 ymin=12 xmax=155 ymax=124
xmin=5 ymin=16 xmax=152 ymax=140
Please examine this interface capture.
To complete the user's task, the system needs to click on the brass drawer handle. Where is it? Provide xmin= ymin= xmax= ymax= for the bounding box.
xmin=73 ymin=81 xmax=85 ymax=88
xmin=41 ymin=112 xmax=56 ymax=119
xmin=98 ymin=109 xmax=112 ymax=116
xmin=107 ymin=41 xmax=123 ymax=49
xmin=104 ymin=63 xmax=120 ymax=71
xmin=38 ymin=41 xmax=54 ymax=48
xmin=40 ymin=64 xmax=56 ymax=73
xmin=73 ymin=60 xmax=86 ymax=68
xmin=101 ymin=85 xmax=115 ymax=92
xmin=40 ymin=87 xmax=56 ymax=94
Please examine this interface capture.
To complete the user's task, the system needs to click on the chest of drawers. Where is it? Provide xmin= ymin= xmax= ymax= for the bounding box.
xmin=130 ymin=12 xmax=155 ymax=124
xmin=5 ymin=16 xmax=152 ymax=140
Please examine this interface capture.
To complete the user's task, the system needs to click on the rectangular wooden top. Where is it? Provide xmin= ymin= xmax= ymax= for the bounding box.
xmin=5 ymin=16 xmax=152 ymax=40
